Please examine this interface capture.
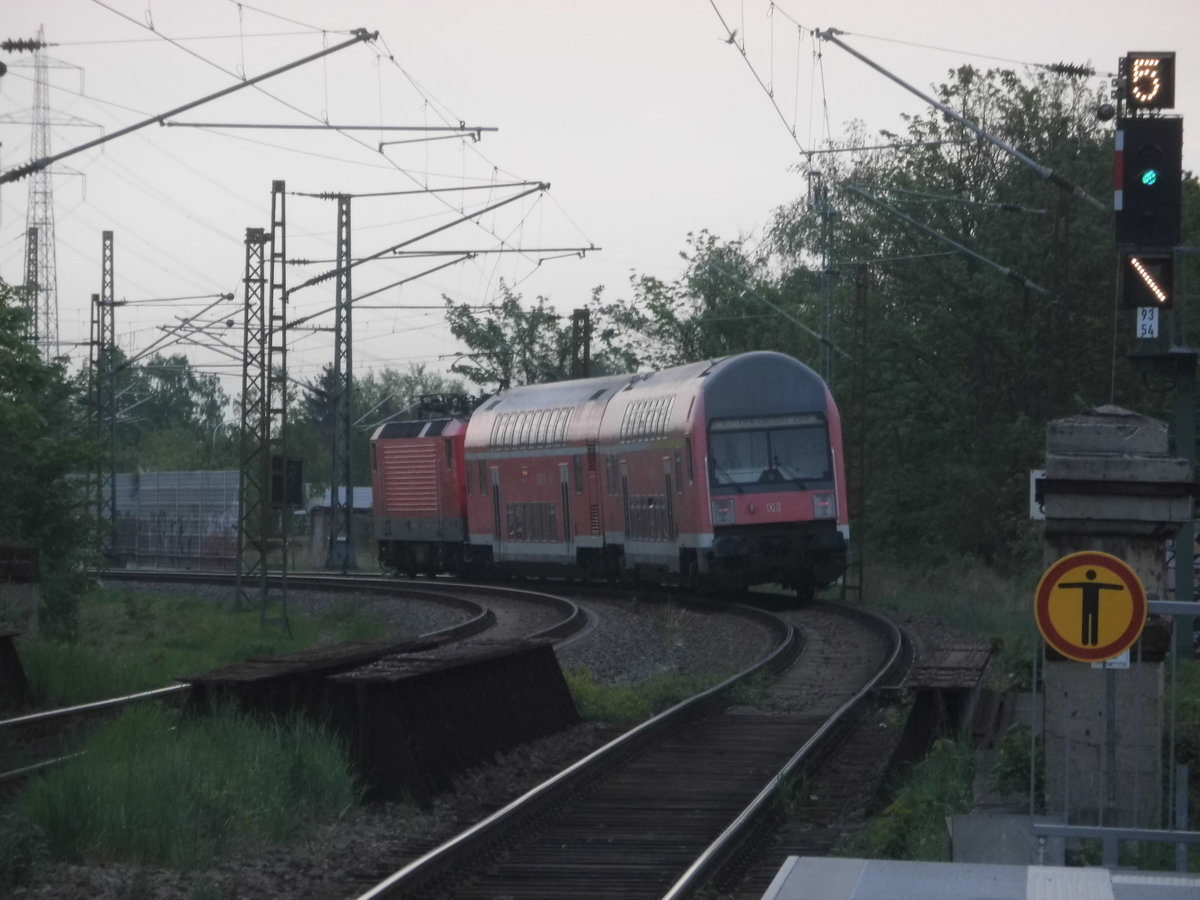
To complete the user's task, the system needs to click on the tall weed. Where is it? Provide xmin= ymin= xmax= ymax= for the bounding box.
xmin=20 ymin=588 xmax=388 ymax=706
xmin=845 ymin=737 xmax=975 ymax=861
xmin=18 ymin=704 xmax=358 ymax=869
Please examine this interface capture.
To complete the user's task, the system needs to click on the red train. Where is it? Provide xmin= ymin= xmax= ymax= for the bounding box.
xmin=370 ymin=351 xmax=848 ymax=599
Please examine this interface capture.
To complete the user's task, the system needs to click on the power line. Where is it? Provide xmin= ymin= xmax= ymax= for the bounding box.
xmin=843 ymin=183 xmax=1048 ymax=295
xmin=816 ymin=29 xmax=1106 ymax=213
xmin=0 ymin=28 xmax=378 ymax=183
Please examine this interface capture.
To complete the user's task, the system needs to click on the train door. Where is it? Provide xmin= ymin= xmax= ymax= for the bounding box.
xmin=619 ymin=460 xmax=629 ymax=540
xmin=586 ymin=441 xmax=601 ymax=538
xmin=490 ymin=467 xmax=503 ymax=559
xmin=663 ymin=457 xmax=676 ymax=542
xmin=559 ymin=462 xmax=573 ymax=560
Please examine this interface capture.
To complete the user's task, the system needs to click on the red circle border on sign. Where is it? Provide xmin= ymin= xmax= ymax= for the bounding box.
xmin=1034 ymin=551 xmax=1148 ymax=662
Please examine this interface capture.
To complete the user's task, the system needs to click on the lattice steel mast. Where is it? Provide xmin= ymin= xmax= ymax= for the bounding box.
xmin=326 ymin=194 xmax=356 ymax=571
xmin=26 ymin=26 xmax=58 ymax=358
xmin=235 ymin=182 xmax=291 ymax=632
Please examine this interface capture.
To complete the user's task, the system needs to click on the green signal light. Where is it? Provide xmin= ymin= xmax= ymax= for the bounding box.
xmin=1141 ymin=168 xmax=1159 ymax=186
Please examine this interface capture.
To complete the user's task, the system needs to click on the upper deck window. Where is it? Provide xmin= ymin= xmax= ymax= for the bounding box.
xmin=619 ymin=396 xmax=675 ymax=443
xmin=489 ymin=407 xmax=574 ymax=450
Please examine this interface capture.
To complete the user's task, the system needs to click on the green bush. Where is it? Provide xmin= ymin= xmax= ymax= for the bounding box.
xmin=989 ymin=723 xmax=1043 ymax=803
xmin=848 ymin=737 xmax=975 ymax=861
xmin=17 ymin=704 xmax=358 ymax=870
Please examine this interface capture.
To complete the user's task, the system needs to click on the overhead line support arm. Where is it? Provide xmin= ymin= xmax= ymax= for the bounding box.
xmin=0 ymin=28 xmax=378 ymax=184
xmin=816 ymin=29 xmax=1106 ymax=212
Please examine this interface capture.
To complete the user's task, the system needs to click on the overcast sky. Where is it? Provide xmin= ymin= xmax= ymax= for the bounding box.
xmin=1 ymin=0 xmax=1197 ymax=400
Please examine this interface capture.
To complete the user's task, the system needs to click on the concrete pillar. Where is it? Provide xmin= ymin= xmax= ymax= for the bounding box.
xmin=1040 ymin=407 xmax=1190 ymax=828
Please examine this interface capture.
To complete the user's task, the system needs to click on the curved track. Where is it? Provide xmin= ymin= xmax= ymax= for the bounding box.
xmin=356 ymin=601 xmax=903 ymax=900
xmin=1 ymin=572 xmax=587 ymax=785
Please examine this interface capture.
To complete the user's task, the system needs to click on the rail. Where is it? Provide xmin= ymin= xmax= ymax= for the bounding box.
xmin=356 ymin=600 xmax=797 ymax=899
xmin=661 ymin=602 xmax=907 ymax=898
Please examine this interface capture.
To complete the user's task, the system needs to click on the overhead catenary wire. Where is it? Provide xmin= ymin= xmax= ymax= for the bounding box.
xmin=0 ymin=24 xmax=378 ymax=183
xmin=702 ymin=258 xmax=851 ymax=359
xmin=843 ymin=182 xmax=1048 ymax=295
xmin=816 ymin=28 xmax=1106 ymax=213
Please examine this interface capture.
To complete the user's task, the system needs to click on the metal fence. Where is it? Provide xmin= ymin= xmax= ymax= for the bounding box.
xmin=111 ymin=471 xmax=239 ymax=569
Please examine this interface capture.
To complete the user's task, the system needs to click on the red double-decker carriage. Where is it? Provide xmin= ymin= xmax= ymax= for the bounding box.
xmin=371 ymin=351 xmax=848 ymax=599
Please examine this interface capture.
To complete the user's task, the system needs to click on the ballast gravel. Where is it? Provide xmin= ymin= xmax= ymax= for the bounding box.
xmin=11 ymin=585 xmax=776 ymax=900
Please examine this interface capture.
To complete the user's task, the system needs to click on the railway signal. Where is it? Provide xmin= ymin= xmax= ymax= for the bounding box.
xmin=1115 ymin=115 xmax=1183 ymax=248
xmin=1120 ymin=52 xmax=1176 ymax=110
xmin=1122 ymin=252 xmax=1173 ymax=308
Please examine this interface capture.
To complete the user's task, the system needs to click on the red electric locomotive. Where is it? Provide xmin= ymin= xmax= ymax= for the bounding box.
xmin=371 ymin=415 xmax=469 ymax=576
xmin=372 ymin=351 xmax=848 ymax=599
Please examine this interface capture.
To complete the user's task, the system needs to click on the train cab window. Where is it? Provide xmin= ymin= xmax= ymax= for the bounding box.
xmin=708 ymin=414 xmax=831 ymax=491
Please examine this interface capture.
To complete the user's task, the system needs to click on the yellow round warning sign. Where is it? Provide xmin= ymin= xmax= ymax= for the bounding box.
xmin=1034 ymin=551 xmax=1147 ymax=662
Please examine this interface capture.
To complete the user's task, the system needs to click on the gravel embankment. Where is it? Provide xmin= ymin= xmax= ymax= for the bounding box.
xmin=12 ymin=584 xmax=777 ymax=899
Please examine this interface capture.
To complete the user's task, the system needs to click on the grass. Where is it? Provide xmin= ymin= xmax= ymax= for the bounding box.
xmin=846 ymin=559 xmax=1200 ymax=871
xmin=18 ymin=587 xmax=390 ymax=707
xmin=854 ymin=558 xmax=1039 ymax=689
xmin=564 ymin=668 xmax=722 ymax=723
xmin=11 ymin=704 xmax=358 ymax=874
xmin=841 ymin=737 xmax=976 ymax=861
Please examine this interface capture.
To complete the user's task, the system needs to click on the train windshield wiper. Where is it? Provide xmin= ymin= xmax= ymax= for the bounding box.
xmin=712 ymin=461 xmax=744 ymax=493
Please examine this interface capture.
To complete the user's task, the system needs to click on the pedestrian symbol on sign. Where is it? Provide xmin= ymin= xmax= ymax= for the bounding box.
xmin=1056 ymin=569 xmax=1124 ymax=646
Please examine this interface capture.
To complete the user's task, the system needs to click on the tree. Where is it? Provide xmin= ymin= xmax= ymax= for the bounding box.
xmin=0 ymin=282 xmax=96 ymax=635
xmin=594 ymin=230 xmax=823 ymax=369
xmin=763 ymin=66 xmax=1142 ymax=563
xmin=102 ymin=351 xmax=231 ymax=471
xmin=288 ymin=363 xmax=467 ymax=492
xmin=444 ymin=282 xmax=573 ymax=390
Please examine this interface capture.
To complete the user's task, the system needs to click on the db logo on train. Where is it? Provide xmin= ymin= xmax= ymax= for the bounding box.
xmin=1034 ymin=551 xmax=1148 ymax=663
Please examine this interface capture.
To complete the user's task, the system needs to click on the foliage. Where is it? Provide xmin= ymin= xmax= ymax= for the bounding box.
xmin=0 ymin=283 xmax=97 ymax=636
xmin=550 ymin=67 xmax=1199 ymax=564
xmin=289 ymin=362 xmax=465 ymax=493
xmin=988 ymin=723 xmax=1044 ymax=803
xmin=1172 ymin=659 xmax=1200 ymax=840
xmin=20 ymin=587 xmax=389 ymax=706
xmin=564 ymin=668 xmax=718 ymax=723
xmin=443 ymin=281 xmax=638 ymax=392
xmin=15 ymin=704 xmax=358 ymax=869
xmin=103 ymin=349 xmax=231 ymax=471
xmin=766 ymin=67 xmax=1139 ymax=564
xmin=862 ymin=557 xmax=1035 ymax=690
xmin=846 ymin=737 xmax=975 ymax=861
xmin=597 ymin=229 xmax=814 ymax=369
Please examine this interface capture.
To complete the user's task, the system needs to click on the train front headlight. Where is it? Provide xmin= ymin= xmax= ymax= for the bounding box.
xmin=711 ymin=498 xmax=735 ymax=525
xmin=812 ymin=492 xmax=836 ymax=519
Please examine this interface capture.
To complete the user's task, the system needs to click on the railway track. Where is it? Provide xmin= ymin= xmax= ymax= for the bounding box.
xmin=0 ymin=572 xmax=586 ymax=786
xmin=353 ymin=600 xmax=905 ymax=900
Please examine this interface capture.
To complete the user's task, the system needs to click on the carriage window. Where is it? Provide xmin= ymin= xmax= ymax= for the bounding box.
xmin=708 ymin=414 xmax=830 ymax=490
xmin=444 ymin=439 xmax=453 ymax=468
xmin=466 ymin=458 xmax=473 ymax=495
xmin=573 ymin=455 xmax=584 ymax=494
